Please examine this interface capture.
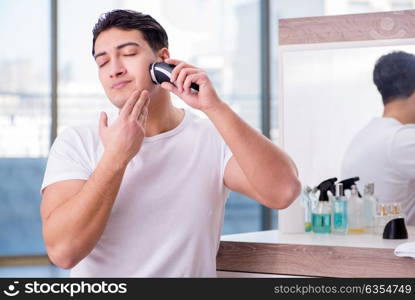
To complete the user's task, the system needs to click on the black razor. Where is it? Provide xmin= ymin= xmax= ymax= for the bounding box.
xmin=149 ymin=62 xmax=199 ymax=92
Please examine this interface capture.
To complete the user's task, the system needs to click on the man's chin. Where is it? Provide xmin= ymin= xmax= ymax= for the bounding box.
xmin=110 ymin=90 xmax=135 ymax=108
xmin=108 ymin=85 xmax=155 ymax=108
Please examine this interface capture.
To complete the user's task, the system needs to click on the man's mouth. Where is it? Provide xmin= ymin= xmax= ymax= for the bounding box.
xmin=112 ymin=80 xmax=132 ymax=89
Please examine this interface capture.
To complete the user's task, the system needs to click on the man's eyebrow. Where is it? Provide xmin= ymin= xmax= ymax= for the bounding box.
xmin=94 ymin=42 xmax=141 ymax=60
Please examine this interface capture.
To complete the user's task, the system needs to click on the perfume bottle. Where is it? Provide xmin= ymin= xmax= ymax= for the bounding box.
xmin=374 ymin=204 xmax=390 ymax=235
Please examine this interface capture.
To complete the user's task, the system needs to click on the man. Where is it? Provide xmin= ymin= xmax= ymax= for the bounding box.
xmin=341 ymin=51 xmax=415 ymax=226
xmin=40 ymin=9 xmax=300 ymax=277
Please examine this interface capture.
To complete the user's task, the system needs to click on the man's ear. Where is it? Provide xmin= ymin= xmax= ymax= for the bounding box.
xmin=157 ymin=48 xmax=170 ymax=61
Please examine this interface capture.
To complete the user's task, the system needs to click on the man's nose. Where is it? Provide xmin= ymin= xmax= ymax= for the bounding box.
xmin=109 ymin=60 xmax=126 ymax=78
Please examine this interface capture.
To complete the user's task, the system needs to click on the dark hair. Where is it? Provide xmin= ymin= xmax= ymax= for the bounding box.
xmin=92 ymin=9 xmax=168 ymax=56
xmin=373 ymin=51 xmax=415 ymax=105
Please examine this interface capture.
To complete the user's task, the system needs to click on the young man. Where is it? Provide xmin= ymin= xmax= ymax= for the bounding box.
xmin=40 ymin=9 xmax=300 ymax=277
xmin=342 ymin=51 xmax=415 ymax=226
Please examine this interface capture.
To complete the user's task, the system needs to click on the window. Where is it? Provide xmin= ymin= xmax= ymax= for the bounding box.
xmin=0 ymin=0 xmax=50 ymax=256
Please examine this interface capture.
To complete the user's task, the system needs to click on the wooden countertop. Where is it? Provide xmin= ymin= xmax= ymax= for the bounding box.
xmin=216 ymin=227 xmax=415 ymax=277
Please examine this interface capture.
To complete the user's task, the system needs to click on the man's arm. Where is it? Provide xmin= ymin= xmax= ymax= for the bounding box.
xmin=42 ymin=154 xmax=127 ymax=269
xmin=161 ymin=58 xmax=301 ymax=209
xmin=41 ymin=90 xmax=150 ymax=269
xmin=204 ymin=102 xmax=300 ymax=209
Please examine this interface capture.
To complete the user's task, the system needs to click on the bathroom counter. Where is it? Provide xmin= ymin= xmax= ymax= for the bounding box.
xmin=216 ymin=226 xmax=415 ymax=277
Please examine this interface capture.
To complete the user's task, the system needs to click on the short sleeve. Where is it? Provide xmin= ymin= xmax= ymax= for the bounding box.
xmin=40 ymin=127 xmax=93 ymax=194
xmin=221 ymin=142 xmax=233 ymax=178
xmin=220 ymin=138 xmax=234 ymax=196
xmin=389 ymin=126 xmax=415 ymax=178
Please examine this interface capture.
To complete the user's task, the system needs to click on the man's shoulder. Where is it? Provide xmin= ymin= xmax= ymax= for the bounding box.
xmin=54 ymin=121 xmax=100 ymax=149
xmin=352 ymin=118 xmax=404 ymax=141
xmin=59 ymin=123 xmax=98 ymax=139
xmin=184 ymin=110 xmax=225 ymax=145
xmin=186 ymin=110 xmax=217 ymax=133
xmin=391 ymin=123 xmax=415 ymax=145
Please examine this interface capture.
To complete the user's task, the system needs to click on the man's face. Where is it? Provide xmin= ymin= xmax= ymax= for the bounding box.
xmin=94 ymin=27 xmax=160 ymax=108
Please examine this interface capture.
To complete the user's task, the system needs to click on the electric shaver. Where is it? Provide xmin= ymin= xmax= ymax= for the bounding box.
xmin=149 ymin=62 xmax=199 ymax=92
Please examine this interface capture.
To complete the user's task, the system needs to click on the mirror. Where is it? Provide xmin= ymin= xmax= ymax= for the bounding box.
xmin=277 ymin=10 xmax=415 ymax=231
xmin=280 ymin=43 xmax=415 ymax=187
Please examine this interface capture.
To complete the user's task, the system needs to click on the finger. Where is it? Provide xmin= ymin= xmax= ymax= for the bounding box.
xmin=138 ymin=106 xmax=148 ymax=126
xmin=99 ymin=112 xmax=108 ymax=133
xmin=183 ymin=73 xmax=204 ymax=94
xmin=120 ymin=90 xmax=140 ymax=118
xmin=175 ymin=68 xmax=199 ymax=93
xmin=164 ymin=58 xmax=182 ymax=67
xmin=161 ymin=82 xmax=180 ymax=96
xmin=165 ymin=58 xmax=196 ymax=70
xmin=130 ymin=90 xmax=149 ymax=120
xmin=141 ymin=93 xmax=151 ymax=113
xmin=144 ymin=107 xmax=148 ymax=125
xmin=170 ymin=62 xmax=187 ymax=83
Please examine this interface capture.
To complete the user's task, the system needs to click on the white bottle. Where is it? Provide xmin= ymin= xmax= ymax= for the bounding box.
xmin=348 ymin=185 xmax=364 ymax=234
xmin=362 ymin=183 xmax=377 ymax=234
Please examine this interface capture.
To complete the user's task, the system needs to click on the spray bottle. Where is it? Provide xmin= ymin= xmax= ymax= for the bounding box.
xmin=338 ymin=177 xmax=362 ymax=197
xmin=312 ymin=177 xmax=337 ymax=234
xmin=338 ymin=177 xmax=363 ymax=234
xmin=348 ymin=185 xmax=365 ymax=234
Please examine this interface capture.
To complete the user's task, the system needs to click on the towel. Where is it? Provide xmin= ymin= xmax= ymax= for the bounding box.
xmin=394 ymin=242 xmax=415 ymax=259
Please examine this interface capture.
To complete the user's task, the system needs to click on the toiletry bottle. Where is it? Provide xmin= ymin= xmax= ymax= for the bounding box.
xmin=362 ymin=183 xmax=377 ymax=234
xmin=348 ymin=185 xmax=364 ymax=234
xmin=391 ymin=203 xmax=403 ymax=218
xmin=312 ymin=178 xmax=337 ymax=234
xmin=300 ymin=186 xmax=313 ymax=232
xmin=332 ymin=183 xmax=348 ymax=234
xmin=310 ymin=186 xmax=319 ymax=212
xmin=338 ymin=177 xmax=362 ymax=197
xmin=374 ymin=204 xmax=389 ymax=235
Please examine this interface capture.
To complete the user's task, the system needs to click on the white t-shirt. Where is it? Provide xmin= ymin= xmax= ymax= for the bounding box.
xmin=41 ymin=109 xmax=233 ymax=277
xmin=341 ymin=117 xmax=415 ymax=225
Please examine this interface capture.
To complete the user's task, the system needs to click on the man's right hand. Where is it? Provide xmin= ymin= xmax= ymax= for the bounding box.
xmin=99 ymin=89 xmax=150 ymax=167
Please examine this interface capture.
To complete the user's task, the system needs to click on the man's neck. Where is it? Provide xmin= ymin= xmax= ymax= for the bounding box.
xmin=143 ymin=88 xmax=184 ymax=137
xmin=383 ymin=97 xmax=415 ymax=125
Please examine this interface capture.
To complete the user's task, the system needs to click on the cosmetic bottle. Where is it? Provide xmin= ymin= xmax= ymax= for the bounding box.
xmin=338 ymin=177 xmax=362 ymax=197
xmin=362 ymin=183 xmax=377 ymax=234
xmin=374 ymin=204 xmax=390 ymax=235
xmin=332 ymin=183 xmax=348 ymax=234
xmin=391 ymin=203 xmax=403 ymax=218
xmin=312 ymin=178 xmax=337 ymax=234
xmin=299 ymin=186 xmax=312 ymax=232
xmin=348 ymin=185 xmax=364 ymax=234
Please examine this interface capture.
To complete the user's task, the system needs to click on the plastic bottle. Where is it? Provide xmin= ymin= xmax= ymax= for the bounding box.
xmin=348 ymin=185 xmax=364 ymax=234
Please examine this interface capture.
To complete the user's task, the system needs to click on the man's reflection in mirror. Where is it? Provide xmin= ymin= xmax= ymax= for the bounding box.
xmin=341 ymin=51 xmax=415 ymax=226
